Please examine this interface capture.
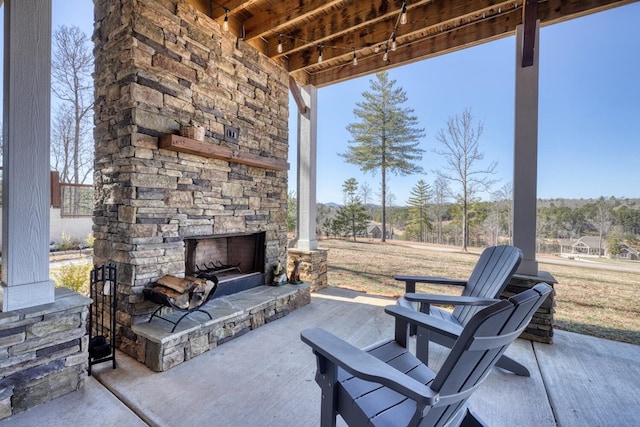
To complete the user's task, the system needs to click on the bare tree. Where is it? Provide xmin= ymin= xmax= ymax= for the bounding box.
xmin=51 ymin=25 xmax=94 ymax=185
xmin=431 ymin=176 xmax=448 ymax=244
xmin=587 ymin=197 xmax=613 ymax=257
xmin=359 ymin=181 xmax=373 ymax=213
xmin=493 ymin=182 xmax=513 ymax=244
xmin=433 ymin=176 xmax=449 ymax=244
xmin=51 ymin=105 xmax=74 ymax=183
xmin=435 ymin=108 xmax=497 ymax=251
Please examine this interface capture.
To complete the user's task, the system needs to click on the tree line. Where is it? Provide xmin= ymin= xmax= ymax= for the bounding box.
xmin=290 ymin=192 xmax=640 ymax=254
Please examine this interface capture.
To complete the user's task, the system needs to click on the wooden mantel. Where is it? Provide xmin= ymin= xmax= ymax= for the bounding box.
xmin=159 ymin=134 xmax=289 ymax=171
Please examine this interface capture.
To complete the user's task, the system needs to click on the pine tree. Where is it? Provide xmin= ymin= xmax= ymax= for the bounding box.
xmin=407 ymin=179 xmax=432 ymax=242
xmin=342 ymin=72 xmax=425 ymax=242
xmin=333 ymin=178 xmax=370 ymax=241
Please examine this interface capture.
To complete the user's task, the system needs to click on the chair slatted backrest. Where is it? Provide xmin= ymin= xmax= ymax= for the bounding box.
xmin=454 ymin=245 xmax=523 ymax=325
xmin=421 ymin=283 xmax=551 ymax=426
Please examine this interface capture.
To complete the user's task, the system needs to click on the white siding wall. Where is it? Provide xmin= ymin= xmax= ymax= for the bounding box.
xmin=0 ymin=209 xmax=92 ymax=244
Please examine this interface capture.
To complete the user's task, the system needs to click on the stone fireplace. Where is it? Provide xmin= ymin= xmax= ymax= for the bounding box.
xmin=92 ymin=0 xmax=308 ymax=369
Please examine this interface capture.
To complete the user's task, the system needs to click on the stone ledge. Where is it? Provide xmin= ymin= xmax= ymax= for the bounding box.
xmin=0 ymin=288 xmax=91 ymax=324
xmin=131 ymin=283 xmax=311 ymax=371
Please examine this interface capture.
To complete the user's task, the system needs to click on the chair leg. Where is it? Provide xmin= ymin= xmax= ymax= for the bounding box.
xmin=415 ymin=326 xmax=430 ymax=366
xmin=316 ymin=357 xmax=339 ymax=427
xmin=460 ymin=408 xmax=489 ymax=427
xmin=495 ymin=354 xmax=530 ymax=376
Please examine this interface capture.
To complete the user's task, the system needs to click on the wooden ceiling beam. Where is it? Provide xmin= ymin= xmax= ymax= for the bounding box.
xmin=255 ymin=2 xmax=405 ymax=59
xmin=307 ymin=9 xmax=522 ymax=87
xmin=289 ymin=76 xmax=309 ymax=114
xmin=242 ymin=0 xmax=347 ymax=41
xmin=209 ymin=0 xmax=263 ymax=19
xmin=536 ymin=0 xmax=637 ymax=26
xmin=282 ymin=0 xmax=518 ymax=73
xmin=202 ymin=0 xmax=637 ymax=88
xmin=264 ymin=0 xmax=448 ymax=59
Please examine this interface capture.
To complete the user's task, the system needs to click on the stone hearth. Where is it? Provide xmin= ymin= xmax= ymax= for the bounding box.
xmin=133 ymin=284 xmax=310 ymax=371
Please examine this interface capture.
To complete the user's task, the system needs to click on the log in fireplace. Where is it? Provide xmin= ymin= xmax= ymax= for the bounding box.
xmin=184 ymin=232 xmax=267 ymax=298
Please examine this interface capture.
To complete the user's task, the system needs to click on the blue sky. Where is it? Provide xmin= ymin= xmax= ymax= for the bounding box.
xmin=289 ymin=3 xmax=640 ymax=204
xmin=4 ymin=1 xmax=639 ymax=205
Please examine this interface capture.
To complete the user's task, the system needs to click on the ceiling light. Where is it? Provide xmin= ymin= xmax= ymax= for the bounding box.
xmin=400 ymin=2 xmax=408 ymax=25
xmin=223 ymin=10 xmax=229 ymax=32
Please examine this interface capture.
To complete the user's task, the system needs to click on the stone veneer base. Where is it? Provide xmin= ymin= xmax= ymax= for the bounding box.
xmin=504 ymin=271 xmax=557 ymax=344
xmin=287 ymin=249 xmax=328 ymax=292
xmin=131 ymin=283 xmax=311 ymax=371
xmin=0 ymin=288 xmax=91 ymax=420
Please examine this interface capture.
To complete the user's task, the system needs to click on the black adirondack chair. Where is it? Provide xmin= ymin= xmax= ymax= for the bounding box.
xmin=301 ymin=283 xmax=552 ymax=427
xmin=394 ymin=245 xmax=530 ymax=375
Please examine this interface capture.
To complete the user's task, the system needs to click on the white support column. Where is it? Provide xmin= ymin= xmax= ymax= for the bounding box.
xmin=513 ymin=22 xmax=540 ymax=275
xmin=296 ymin=85 xmax=318 ymax=251
xmin=1 ymin=0 xmax=54 ymax=311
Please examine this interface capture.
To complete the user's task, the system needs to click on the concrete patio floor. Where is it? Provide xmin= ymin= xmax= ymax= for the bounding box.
xmin=2 ymin=286 xmax=639 ymax=426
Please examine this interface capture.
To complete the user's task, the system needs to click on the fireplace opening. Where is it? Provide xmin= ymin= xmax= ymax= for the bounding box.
xmin=185 ymin=232 xmax=266 ymax=297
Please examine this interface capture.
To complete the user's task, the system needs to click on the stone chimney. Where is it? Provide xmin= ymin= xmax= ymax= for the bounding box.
xmin=92 ymin=0 xmax=289 ymax=361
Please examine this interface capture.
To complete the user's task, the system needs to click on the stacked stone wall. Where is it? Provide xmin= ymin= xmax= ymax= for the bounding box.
xmin=287 ymin=249 xmax=328 ymax=292
xmin=504 ymin=271 xmax=557 ymax=343
xmin=93 ymin=0 xmax=290 ymax=361
xmin=0 ymin=289 xmax=91 ymax=420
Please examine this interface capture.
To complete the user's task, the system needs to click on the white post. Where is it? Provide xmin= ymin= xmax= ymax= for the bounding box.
xmin=513 ymin=22 xmax=540 ymax=275
xmin=1 ymin=0 xmax=54 ymax=311
xmin=296 ymin=85 xmax=318 ymax=251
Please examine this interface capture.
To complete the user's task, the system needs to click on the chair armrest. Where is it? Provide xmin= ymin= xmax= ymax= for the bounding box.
xmin=385 ymin=305 xmax=462 ymax=340
xmin=300 ymin=328 xmax=439 ymax=405
xmin=395 ymin=275 xmax=467 ymax=287
xmin=404 ymin=293 xmax=499 ymax=307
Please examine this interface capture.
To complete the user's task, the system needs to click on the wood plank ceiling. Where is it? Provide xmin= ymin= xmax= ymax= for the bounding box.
xmin=190 ymin=0 xmax=636 ymax=87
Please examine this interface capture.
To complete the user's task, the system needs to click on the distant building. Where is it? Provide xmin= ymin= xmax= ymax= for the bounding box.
xmin=560 ymin=236 xmax=605 ymax=257
xmin=367 ymin=224 xmax=382 ymax=239
xmin=356 ymin=224 xmax=391 ymax=240
xmin=618 ymin=244 xmax=639 ymax=260
xmin=559 ymin=236 xmax=639 ymax=260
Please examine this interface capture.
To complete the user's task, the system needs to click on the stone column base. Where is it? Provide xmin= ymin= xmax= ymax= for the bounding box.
xmin=504 ymin=271 xmax=557 ymax=344
xmin=0 ymin=288 xmax=91 ymax=420
xmin=287 ymin=248 xmax=328 ymax=292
